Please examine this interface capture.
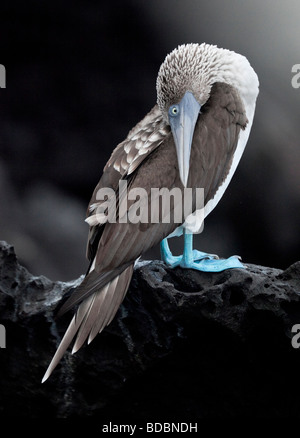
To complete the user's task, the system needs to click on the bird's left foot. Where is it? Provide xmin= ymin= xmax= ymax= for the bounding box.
xmin=180 ymin=254 xmax=245 ymax=272
xmin=160 ymin=239 xmax=218 ymax=268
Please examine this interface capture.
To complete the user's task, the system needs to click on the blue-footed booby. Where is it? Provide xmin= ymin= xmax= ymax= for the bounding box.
xmin=42 ymin=43 xmax=259 ymax=382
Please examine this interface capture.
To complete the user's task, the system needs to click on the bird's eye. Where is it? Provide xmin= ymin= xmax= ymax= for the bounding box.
xmin=169 ymin=105 xmax=179 ymax=117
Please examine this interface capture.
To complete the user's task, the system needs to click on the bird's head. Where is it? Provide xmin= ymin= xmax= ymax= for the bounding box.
xmin=156 ymin=43 xmax=259 ymax=187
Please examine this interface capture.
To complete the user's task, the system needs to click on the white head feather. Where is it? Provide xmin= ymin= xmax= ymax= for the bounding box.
xmin=156 ymin=43 xmax=259 ymax=121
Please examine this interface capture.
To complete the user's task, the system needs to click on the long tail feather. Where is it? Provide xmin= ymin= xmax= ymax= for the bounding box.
xmin=72 ymin=282 xmax=111 ymax=353
xmin=42 ymin=264 xmax=134 ymax=383
xmin=41 ymin=294 xmax=94 ymax=383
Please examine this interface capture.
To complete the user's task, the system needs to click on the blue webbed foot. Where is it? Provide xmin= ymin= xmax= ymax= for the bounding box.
xmin=180 ymin=254 xmax=245 ymax=272
xmin=160 ymin=232 xmax=246 ymax=272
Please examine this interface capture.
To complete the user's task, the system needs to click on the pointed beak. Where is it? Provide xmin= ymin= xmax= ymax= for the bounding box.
xmin=169 ymin=91 xmax=201 ymax=187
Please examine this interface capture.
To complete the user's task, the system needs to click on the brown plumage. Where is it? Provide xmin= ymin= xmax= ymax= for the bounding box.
xmin=42 ymin=44 xmax=258 ymax=382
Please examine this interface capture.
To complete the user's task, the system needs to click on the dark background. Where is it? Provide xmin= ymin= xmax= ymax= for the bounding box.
xmin=0 ymin=0 xmax=299 ymax=281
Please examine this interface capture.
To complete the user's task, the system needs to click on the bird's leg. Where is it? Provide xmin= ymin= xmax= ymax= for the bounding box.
xmin=160 ymin=238 xmax=182 ymax=267
xmin=160 ymin=232 xmax=219 ymax=268
xmin=180 ymin=230 xmax=245 ymax=272
xmin=182 ymin=231 xmax=219 ymax=264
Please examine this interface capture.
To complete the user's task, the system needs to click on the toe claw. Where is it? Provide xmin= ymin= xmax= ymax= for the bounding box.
xmin=192 ymin=250 xmax=219 ymax=261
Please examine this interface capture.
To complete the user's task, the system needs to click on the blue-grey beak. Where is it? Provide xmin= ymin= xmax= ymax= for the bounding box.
xmin=168 ymin=91 xmax=201 ymax=187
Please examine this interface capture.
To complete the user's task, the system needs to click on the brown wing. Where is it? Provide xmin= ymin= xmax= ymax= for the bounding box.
xmin=42 ymin=108 xmax=172 ymax=381
xmin=58 ymin=132 xmax=182 ymax=315
xmin=85 ymin=105 xmax=170 ymax=263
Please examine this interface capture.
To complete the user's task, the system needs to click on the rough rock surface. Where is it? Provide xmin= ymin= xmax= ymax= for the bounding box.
xmin=0 ymin=240 xmax=300 ymax=419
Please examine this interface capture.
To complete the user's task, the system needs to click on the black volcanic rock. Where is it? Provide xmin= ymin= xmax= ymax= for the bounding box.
xmin=0 ymin=240 xmax=300 ymax=419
